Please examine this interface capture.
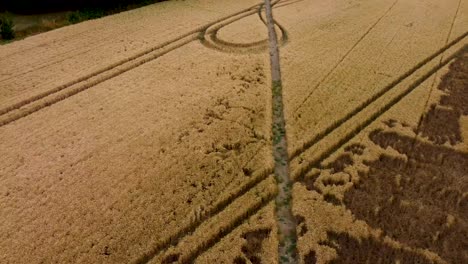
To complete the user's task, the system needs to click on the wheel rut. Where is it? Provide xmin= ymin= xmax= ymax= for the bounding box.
xmin=0 ymin=0 xmax=299 ymax=127
xmin=151 ymin=40 xmax=467 ymax=264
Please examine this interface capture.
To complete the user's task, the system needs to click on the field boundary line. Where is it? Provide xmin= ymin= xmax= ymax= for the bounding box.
xmin=177 ymin=191 xmax=276 ymax=263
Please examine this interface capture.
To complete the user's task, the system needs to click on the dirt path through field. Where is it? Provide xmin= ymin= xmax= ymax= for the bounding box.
xmin=263 ymin=0 xmax=298 ymax=263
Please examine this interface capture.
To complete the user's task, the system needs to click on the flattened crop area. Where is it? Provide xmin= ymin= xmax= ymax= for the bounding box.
xmin=0 ymin=0 xmax=467 ymax=263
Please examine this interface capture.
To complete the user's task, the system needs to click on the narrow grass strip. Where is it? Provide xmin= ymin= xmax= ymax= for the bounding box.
xmin=263 ymin=0 xmax=299 ymax=263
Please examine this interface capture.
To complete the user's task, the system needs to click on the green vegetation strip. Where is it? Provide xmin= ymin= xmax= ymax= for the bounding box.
xmin=0 ymin=13 xmax=15 ymax=40
xmin=264 ymin=0 xmax=299 ymax=263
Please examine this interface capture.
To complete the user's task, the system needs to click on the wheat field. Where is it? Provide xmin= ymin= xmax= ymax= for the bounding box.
xmin=0 ymin=0 xmax=467 ymax=263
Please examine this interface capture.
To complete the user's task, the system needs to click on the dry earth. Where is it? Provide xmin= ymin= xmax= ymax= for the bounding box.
xmin=0 ymin=0 xmax=467 ymax=263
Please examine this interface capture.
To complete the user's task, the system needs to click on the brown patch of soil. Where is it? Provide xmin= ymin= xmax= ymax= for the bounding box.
xmin=438 ymin=52 xmax=468 ymax=114
xmin=304 ymin=171 xmax=320 ymax=192
xmin=341 ymin=48 xmax=468 ymax=263
xmin=295 ymin=214 xmax=308 ymax=237
xmin=303 ymin=250 xmax=317 ymax=264
xmin=325 ymin=153 xmax=354 ymax=173
xmin=320 ymin=231 xmax=434 ymax=263
xmin=236 ymin=228 xmax=271 ymax=264
xmin=345 ymin=131 xmax=468 ymax=263
xmin=344 ymin=143 xmax=366 ymax=155
xmin=419 ymin=49 xmax=468 ymax=145
xmin=419 ymin=105 xmax=462 ymax=145
xmin=233 ymin=256 xmax=247 ymax=264
xmin=161 ymin=253 xmax=180 ymax=264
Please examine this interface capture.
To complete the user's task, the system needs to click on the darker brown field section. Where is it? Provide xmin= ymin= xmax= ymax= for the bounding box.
xmin=419 ymin=50 xmax=468 ymax=145
xmin=233 ymin=228 xmax=272 ymax=264
xmin=301 ymin=44 xmax=468 ymax=263
xmin=320 ymin=231 xmax=434 ymax=263
xmin=346 ymin=130 xmax=468 ymax=263
xmin=338 ymin=47 xmax=468 ymax=263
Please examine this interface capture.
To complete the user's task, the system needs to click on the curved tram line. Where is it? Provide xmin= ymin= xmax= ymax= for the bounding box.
xmin=0 ymin=0 xmax=297 ymax=127
xmin=199 ymin=0 xmax=295 ymax=54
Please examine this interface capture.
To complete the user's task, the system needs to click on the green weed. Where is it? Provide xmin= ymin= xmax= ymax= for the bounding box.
xmin=0 ymin=13 xmax=15 ymax=40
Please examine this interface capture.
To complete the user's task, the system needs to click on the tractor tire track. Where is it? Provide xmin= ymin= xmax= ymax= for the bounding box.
xmin=0 ymin=27 xmax=138 ymax=84
xmin=293 ymin=44 xmax=467 ymax=182
xmin=199 ymin=0 xmax=291 ymax=54
xmin=174 ymin=194 xmax=275 ymax=264
xmin=199 ymin=9 xmax=270 ymax=54
xmin=134 ymin=167 xmax=275 ymax=264
xmin=0 ymin=2 xmax=268 ymax=126
xmin=0 ymin=3 xmax=194 ymax=62
xmin=0 ymin=0 xmax=297 ymax=127
xmin=289 ymin=31 xmax=468 ymax=160
xmin=0 ymin=35 xmax=197 ymax=127
xmin=293 ymin=0 xmax=399 ymax=114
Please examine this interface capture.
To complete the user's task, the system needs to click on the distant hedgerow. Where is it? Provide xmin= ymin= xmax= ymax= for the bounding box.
xmin=68 ymin=7 xmax=106 ymax=24
xmin=67 ymin=0 xmax=167 ymax=24
xmin=0 ymin=13 xmax=15 ymax=40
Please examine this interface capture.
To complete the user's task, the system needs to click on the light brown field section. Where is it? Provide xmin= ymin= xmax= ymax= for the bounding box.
xmin=0 ymin=0 xmax=467 ymax=263
xmin=0 ymin=1 xmax=273 ymax=263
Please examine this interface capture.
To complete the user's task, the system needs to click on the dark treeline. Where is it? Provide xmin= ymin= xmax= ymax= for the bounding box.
xmin=0 ymin=0 xmax=160 ymax=14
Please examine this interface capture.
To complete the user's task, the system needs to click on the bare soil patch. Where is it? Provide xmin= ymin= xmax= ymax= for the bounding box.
xmin=340 ymin=46 xmax=468 ymax=264
xmin=320 ymin=231 xmax=434 ymax=264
